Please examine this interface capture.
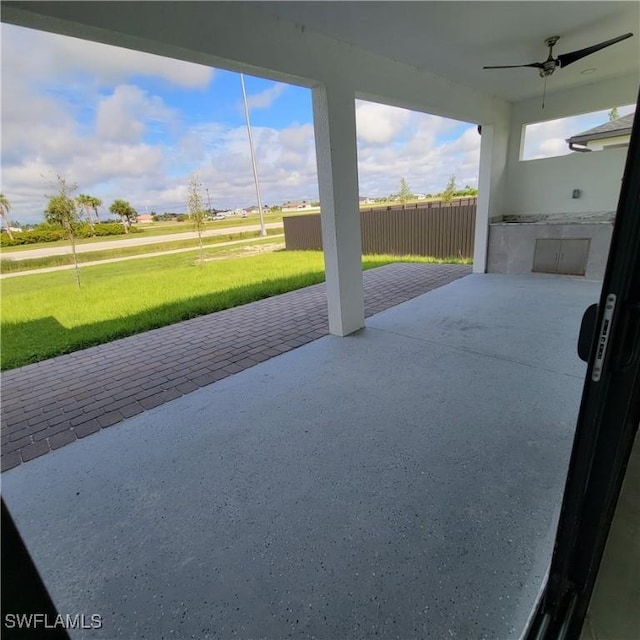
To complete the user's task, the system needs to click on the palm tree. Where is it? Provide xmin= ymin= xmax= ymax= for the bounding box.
xmin=87 ymin=195 xmax=102 ymax=223
xmin=0 ymin=193 xmax=14 ymax=241
xmin=76 ymin=193 xmax=95 ymax=233
xmin=109 ymin=199 xmax=137 ymax=233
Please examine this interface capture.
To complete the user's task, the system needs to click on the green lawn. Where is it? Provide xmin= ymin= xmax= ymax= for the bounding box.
xmin=1 ymin=215 xmax=284 ymax=253
xmin=132 ymin=213 xmax=285 ymax=236
xmin=0 ymin=229 xmax=283 ymax=273
xmin=1 ymin=250 xmax=470 ymax=370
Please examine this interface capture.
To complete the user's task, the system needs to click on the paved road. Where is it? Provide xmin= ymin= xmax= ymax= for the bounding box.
xmin=1 ymin=222 xmax=283 ymax=260
xmin=1 ymin=236 xmax=285 ymax=279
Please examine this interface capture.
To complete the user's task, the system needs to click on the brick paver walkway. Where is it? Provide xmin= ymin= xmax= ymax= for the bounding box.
xmin=1 ymin=263 xmax=470 ymax=471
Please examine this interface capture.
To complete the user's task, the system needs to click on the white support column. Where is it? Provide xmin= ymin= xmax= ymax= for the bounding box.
xmin=474 ymin=119 xmax=509 ymax=273
xmin=312 ymin=83 xmax=364 ymax=336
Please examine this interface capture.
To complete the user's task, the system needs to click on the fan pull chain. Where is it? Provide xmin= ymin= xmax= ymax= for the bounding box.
xmin=542 ymin=75 xmax=547 ymax=109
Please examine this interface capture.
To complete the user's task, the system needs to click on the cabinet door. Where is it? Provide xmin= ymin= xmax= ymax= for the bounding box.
xmin=558 ymin=239 xmax=590 ymax=276
xmin=533 ymin=238 xmax=561 ymax=273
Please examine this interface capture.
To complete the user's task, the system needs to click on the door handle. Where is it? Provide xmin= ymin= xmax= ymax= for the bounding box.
xmin=578 ymin=303 xmax=598 ymax=362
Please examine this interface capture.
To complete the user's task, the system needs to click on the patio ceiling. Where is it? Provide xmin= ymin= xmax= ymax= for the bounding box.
xmin=3 ymin=1 xmax=638 ymax=107
xmin=251 ymin=1 xmax=639 ymax=102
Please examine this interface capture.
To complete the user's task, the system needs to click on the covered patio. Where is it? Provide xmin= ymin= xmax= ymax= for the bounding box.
xmin=1 ymin=2 xmax=638 ymax=638
xmin=2 ymin=273 xmax=600 ymax=638
xmin=3 ymin=1 xmax=637 ymax=337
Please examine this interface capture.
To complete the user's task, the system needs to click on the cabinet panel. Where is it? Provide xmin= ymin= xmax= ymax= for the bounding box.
xmin=558 ymin=239 xmax=590 ymax=276
xmin=533 ymin=239 xmax=561 ymax=273
xmin=533 ymin=238 xmax=590 ymax=275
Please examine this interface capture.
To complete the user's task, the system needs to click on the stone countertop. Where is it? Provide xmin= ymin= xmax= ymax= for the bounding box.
xmin=492 ymin=212 xmax=615 ymax=225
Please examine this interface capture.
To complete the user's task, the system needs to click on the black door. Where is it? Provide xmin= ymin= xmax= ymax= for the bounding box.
xmin=524 ymin=95 xmax=640 ymax=639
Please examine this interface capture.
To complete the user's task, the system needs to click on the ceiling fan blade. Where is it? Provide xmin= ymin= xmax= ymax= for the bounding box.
xmin=557 ymin=32 xmax=633 ymax=68
xmin=483 ymin=63 xmax=545 ymax=70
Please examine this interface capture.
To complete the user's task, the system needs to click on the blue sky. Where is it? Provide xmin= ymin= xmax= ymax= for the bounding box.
xmin=1 ymin=23 xmax=631 ymax=224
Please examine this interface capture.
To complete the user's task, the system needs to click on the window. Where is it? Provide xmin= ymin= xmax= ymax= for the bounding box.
xmin=520 ymin=105 xmax=634 ymax=161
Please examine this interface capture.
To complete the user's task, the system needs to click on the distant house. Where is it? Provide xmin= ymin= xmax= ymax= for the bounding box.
xmin=245 ymin=205 xmax=271 ymax=214
xmin=567 ymin=113 xmax=634 ymax=152
xmin=136 ymin=214 xmax=154 ymax=224
xmin=359 ymin=196 xmax=374 ymax=205
xmin=282 ymin=200 xmax=313 ymax=211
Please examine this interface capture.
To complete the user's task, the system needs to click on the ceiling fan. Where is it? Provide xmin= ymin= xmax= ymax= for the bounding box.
xmin=483 ymin=32 xmax=633 ymax=78
xmin=483 ymin=32 xmax=633 ymax=107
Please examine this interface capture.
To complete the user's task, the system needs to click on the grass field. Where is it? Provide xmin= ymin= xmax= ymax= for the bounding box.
xmin=132 ymin=213 xmax=285 ymax=236
xmin=0 ymin=229 xmax=283 ymax=273
xmin=1 ymin=250 xmax=470 ymax=370
xmin=1 ymin=214 xmax=284 ymax=253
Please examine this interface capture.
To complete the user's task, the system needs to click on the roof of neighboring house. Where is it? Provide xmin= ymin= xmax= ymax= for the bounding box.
xmin=567 ymin=113 xmax=635 ymax=145
xmin=282 ymin=200 xmax=309 ymax=208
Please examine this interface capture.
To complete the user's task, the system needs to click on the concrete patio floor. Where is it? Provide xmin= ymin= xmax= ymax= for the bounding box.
xmin=2 ymin=273 xmax=601 ymax=639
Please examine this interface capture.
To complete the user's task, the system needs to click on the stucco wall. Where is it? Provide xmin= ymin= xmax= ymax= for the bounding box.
xmin=504 ymin=149 xmax=627 ymax=217
xmin=503 ymin=75 xmax=637 ymax=219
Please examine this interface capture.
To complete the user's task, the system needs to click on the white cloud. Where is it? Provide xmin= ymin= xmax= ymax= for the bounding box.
xmin=1 ymin=23 xmax=213 ymax=89
xmin=96 ymin=85 xmax=176 ymax=143
xmin=355 ymin=103 xmax=480 ymax=197
xmin=184 ymin=124 xmax=319 ymax=210
xmin=522 ymin=119 xmax=574 ymax=160
xmin=279 ymin=124 xmax=315 ymax=152
xmin=355 ymin=101 xmax=412 ymax=145
xmin=246 ymin=83 xmax=287 ymax=110
xmin=69 ymin=144 xmax=167 ymax=185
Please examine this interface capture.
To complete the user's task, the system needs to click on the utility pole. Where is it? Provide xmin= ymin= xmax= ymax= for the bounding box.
xmin=206 ymin=187 xmax=212 ymax=215
xmin=240 ymin=73 xmax=267 ymax=237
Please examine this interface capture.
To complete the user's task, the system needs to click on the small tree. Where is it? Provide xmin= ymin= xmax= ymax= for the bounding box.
xmin=45 ymin=176 xmax=82 ymax=287
xmin=608 ymin=107 xmax=620 ymax=122
xmin=442 ymin=175 xmax=457 ymax=204
xmin=398 ymin=177 xmax=413 ymax=204
xmin=187 ymin=174 xmax=207 ymax=263
xmin=109 ymin=199 xmax=137 ymax=233
xmin=0 ymin=193 xmax=13 ymax=241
